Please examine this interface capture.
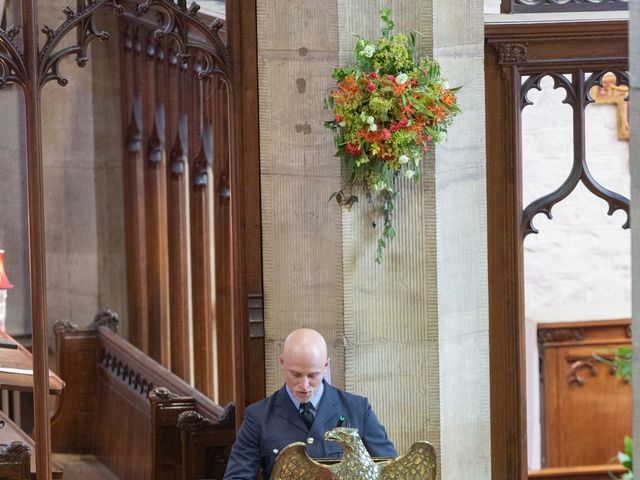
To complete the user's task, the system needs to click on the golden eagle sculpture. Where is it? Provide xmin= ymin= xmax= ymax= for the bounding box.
xmin=270 ymin=427 xmax=436 ymax=480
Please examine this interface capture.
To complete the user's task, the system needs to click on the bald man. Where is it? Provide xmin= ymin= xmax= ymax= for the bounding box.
xmin=223 ymin=328 xmax=397 ymax=479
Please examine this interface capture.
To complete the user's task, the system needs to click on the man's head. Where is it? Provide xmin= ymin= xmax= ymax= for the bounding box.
xmin=279 ymin=328 xmax=329 ymax=403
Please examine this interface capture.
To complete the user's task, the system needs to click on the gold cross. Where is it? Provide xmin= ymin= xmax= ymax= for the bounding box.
xmin=590 ymin=72 xmax=629 ymax=141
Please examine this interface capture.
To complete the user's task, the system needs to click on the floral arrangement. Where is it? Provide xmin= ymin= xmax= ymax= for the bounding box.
xmin=324 ymin=7 xmax=460 ymax=263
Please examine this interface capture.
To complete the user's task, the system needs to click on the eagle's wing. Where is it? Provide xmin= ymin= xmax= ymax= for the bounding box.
xmin=379 ymin=441 xmax=437 ymax=480
xmin=270 ymin=442 xmax=335 ymax=480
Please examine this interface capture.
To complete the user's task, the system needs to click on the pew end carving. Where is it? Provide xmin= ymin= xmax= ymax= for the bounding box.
xmin=50 ymin=313 xmax=236 ymax=479
xmin=0 ymin=442 xmax=31 ymax=480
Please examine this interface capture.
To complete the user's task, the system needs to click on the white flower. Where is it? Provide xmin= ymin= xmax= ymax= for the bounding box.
xmin=404 ymin=169 xmax=415 ymax=179
xmin=368 ymin=123 xmax=378 ymax=132
xmin=338 ymin=121 xmax=346 ymax=127
xmin=398 ymin=154 xmax=409 ymax=164
xmin=366 ymin=116 xmax=375 ymax=125
xmin=395 ymin=73 xmax=408 ymax=85
xmin=442 ymin=80 xmax=450 ymax=89
xmin=362 ymin=44 xmax=376 ymax=58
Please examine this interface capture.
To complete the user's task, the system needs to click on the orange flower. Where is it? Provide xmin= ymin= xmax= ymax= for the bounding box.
xmin=332 ymin=75 xmax=360 ymax=105
xmin=442 ymin=93 xmax=456 ymax=106
xmin=392 ymin=82 xmax=407 ymax=96
xmin=338 ymin=75 xmax=359 ymax=96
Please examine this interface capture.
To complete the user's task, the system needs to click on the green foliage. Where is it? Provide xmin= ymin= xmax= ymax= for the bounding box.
xmin=325 ymin=7 xmax=460 ymax=263
xmin=618 ymin=436 xmax=633 ymax=480
xmin=594 ymin=347 xmax=633 ymax=479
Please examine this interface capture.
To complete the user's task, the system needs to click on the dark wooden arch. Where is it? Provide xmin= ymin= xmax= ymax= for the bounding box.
xmin=485 ymin=19 xmax=628 ymax=479
xmin=0 ymin=0 xmax=261 ymax=475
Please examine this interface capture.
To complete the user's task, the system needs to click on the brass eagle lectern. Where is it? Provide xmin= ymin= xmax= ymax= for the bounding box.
xmin=271 ymin=427 xmax=437 ymax=480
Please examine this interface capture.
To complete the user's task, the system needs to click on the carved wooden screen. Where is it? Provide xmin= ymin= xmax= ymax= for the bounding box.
xmin=118 ymin=8 xmax=237 ymax=402
xmin=485 ymin=20 xmax=628 ymax=479
xmin=500 ymin=0 xmax=628 ymax=13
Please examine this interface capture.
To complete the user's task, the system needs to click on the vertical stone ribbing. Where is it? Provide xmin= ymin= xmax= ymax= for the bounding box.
xmin=433 ymin=2 xmax=490 ymax=479
xmin=258 ymin=2 xmax=489 ymax=478
xmin=257 ymin=0 xmax=344 ymax=394
xmin=339 ymin=0 xmax=442 ymax=458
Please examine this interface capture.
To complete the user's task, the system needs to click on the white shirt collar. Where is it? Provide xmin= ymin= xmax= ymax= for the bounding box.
xmin=285 ymin=381 xmax=324 ymax=410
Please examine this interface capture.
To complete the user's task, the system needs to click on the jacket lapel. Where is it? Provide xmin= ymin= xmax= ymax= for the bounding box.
xmin=275 ymin=386 xmax=309 ymax=433
xmin=311 ymin=382 xmax=341 ymax=435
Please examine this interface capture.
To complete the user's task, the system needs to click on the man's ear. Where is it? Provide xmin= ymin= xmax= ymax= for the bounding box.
xmin=324 ymin=358 xmax=331 ymax=384
xmin=279 ymin=354 xmax=284 ymax=369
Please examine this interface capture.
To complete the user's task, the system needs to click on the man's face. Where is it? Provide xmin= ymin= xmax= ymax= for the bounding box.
xmin=280 ymin=350 xmax=328 ymax=403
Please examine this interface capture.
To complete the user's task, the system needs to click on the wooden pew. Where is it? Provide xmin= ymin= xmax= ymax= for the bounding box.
xmin=529 ymin=464 xmax=627 ymax=479
xmin=50 ymin=311 xmax=235 ymax=479
xmin=0 ymin=411 xmax=63 ymax=479
xmin=0 ymin=441 xmax=31 ymax=480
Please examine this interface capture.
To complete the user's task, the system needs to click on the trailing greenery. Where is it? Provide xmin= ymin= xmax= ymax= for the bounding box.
xmin=324 ymin=7 xmax=459 ymax=263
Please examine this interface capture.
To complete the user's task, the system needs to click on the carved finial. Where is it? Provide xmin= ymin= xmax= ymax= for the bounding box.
xmin=5 ymin=25 xmax=20 ymax=41
xmin=63 ymin=6 xmax=75 ymax=20
xmin=91 ymin=310 xmax=119 ymax=332
xmin=148 ymin=387 xmax=180 ymax=402
xmin=53 ymin=319 xmax=79 ymax=336
xmin=0 ymin=441 xmax=31 ymax=463
xmin=188 ymin=2 xmax=201 ymax=16
xmin=219 ymin=401 xmax=235 ymax=424
xmin=209 ymin=18 xmax=224 ymax=34
xmin=41 ymin=25 xmax=55 ymax=41
xmin=497 ymin=42 xmax=528 ymax=65
xmin=177 ymin=410 xmax=214 ymax=432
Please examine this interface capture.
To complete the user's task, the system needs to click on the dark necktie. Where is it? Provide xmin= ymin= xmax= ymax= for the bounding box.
xmin=299 ymin=402 xmax=314 ymax=429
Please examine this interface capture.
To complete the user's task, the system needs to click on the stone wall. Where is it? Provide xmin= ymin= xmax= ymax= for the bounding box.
xmin=257 ymin=1 xmax=490 ymax=477
xmin=0 ymin=6 xmax=125 ymax=337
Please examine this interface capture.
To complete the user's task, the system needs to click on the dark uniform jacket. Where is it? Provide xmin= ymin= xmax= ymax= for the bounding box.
xmin=223 ymin=380 xmax=397 ymax=479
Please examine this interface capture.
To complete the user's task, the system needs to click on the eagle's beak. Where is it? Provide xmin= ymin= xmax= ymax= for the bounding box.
xmin=324 ymin=430 xmax=339 ymax=442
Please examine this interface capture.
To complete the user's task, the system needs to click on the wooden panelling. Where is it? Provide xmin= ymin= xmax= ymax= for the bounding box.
xmin=485 ymin=19 xmax=628 ymax=479
xmin=121 ymin=24 xmax=149 ymax=353
xmin=117 ymin=1 xmax=264 ymax=410
xmin=538 ymin=320 xmax=631 ymax=468
xmin=529 ymin=464 xmax=627 ymax=479
xmin=51 ymin=315 xmax=235 ymax=479
xmin=501 ymin=0 xmax=628 ymax=14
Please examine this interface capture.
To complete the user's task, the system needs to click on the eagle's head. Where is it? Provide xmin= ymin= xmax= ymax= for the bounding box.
xmin=324 ymin=427 xmax=361 ymax=446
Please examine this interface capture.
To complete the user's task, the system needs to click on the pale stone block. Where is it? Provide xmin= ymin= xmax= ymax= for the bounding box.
xmin=258 ymin=50 xmax=339 ymax=177
xmin=434 ymin=2 xmax=483 ymax=47
xmin=257 ymin=0 xmax=338 ymax=52
xmin=438 ymin=332 xmax=491 ymax=479
xmin=94 ymin=166 xmax=125 ymax=255
xmin=347 ymin=342 xmax=440 ymax=456
xmin=261 ymin=173 xmax=344 ymax=392
xmin=0 ymin=91 xmax=26 ymax=177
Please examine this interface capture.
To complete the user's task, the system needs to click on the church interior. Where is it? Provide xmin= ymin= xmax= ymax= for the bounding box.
xmin=0 ymin=0 xmax=637 ymax=478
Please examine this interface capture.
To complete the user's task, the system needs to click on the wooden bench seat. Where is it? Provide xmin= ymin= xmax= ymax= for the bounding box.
xmin=529 ymin=464 xmax=628 ymax=479
xmin=50 ymin=311 xmax=236 ymax=479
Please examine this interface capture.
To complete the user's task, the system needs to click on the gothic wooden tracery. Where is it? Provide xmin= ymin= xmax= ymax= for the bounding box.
xmin=0 ymin=0 xmax=261 ymax=476
xmin=519 ymin=69 xmax=630 ymax=238
xmin=485 ymin=18 xmax=628 ymax=480
xmin=501 ymin=0 xmax=628 ymax=13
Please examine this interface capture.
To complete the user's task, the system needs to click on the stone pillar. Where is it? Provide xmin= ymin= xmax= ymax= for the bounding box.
xmin=630 ymin=0 xmax=640 ymax=469
xmin=257 ymin=1 xmax=489 ymax=477
xmin=432 ymin=3 xmax=490 ymax=477
xmin=257 ymin=0 xmax=346 ymax=391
